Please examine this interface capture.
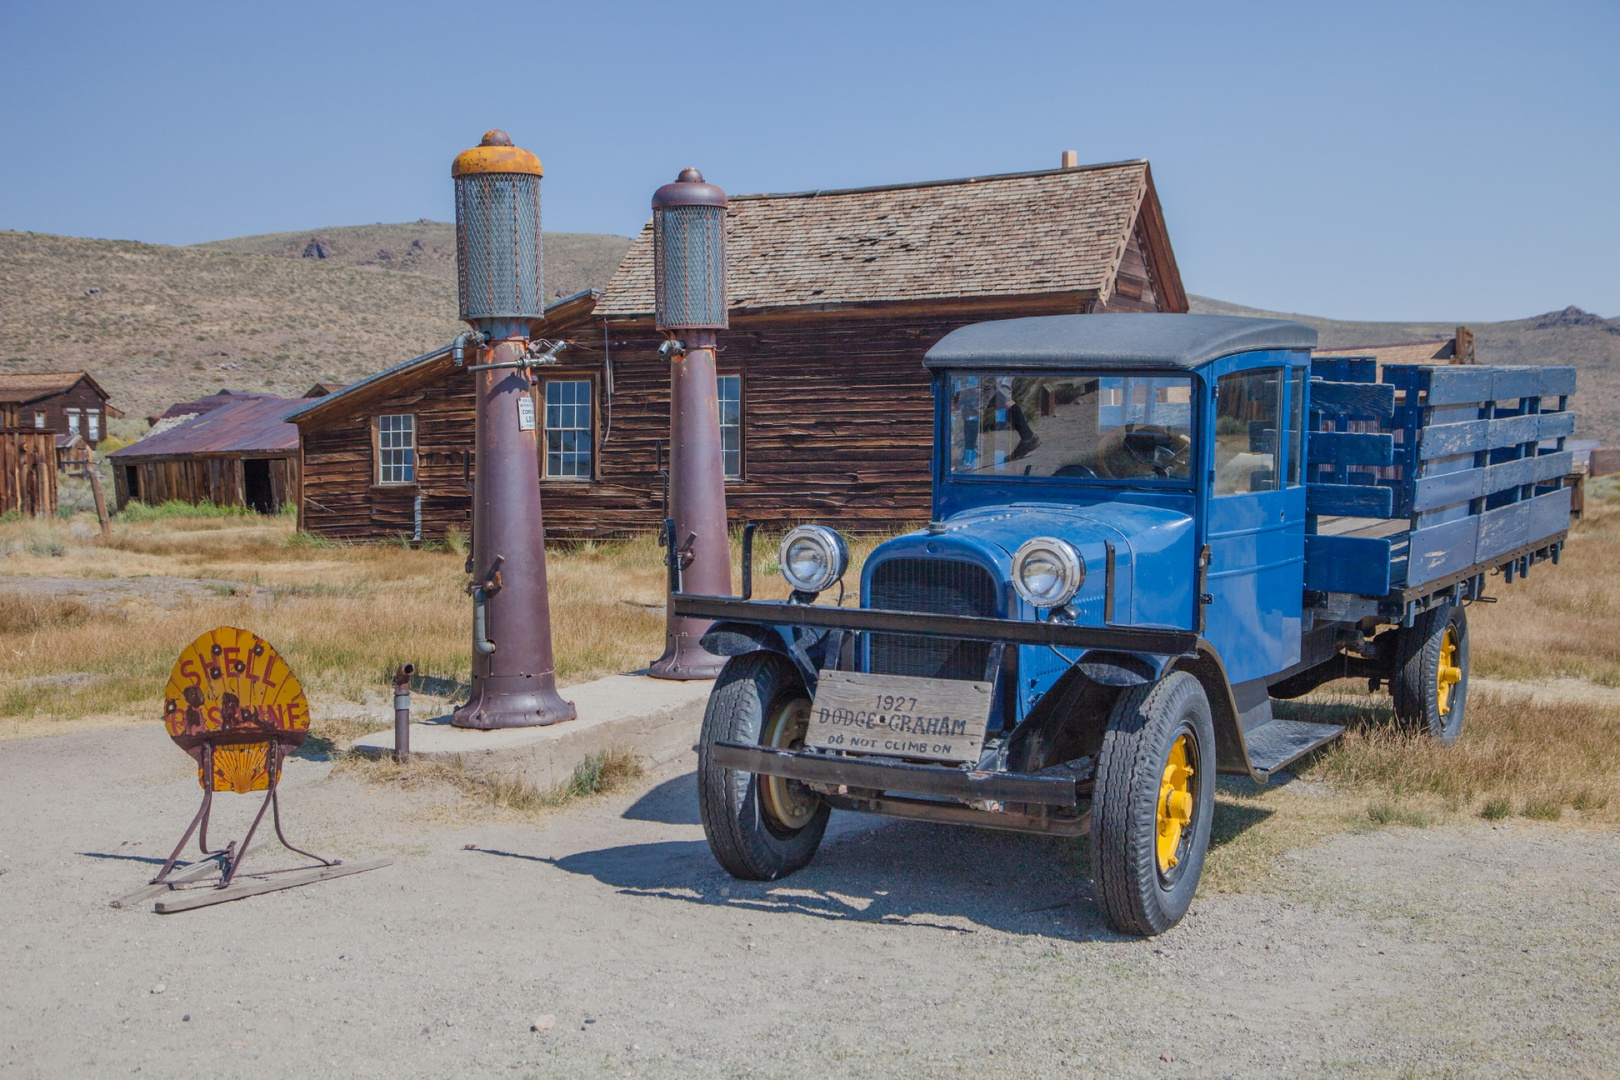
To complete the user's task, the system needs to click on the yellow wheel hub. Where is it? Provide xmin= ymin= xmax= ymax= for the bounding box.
xmin=759 ymin=697 xmax=818 ymax=831
xmin=1156 ymin=734 xmax=1196 ymax=874
xmin=1437 ymin=625 xmax=1462 ymax=716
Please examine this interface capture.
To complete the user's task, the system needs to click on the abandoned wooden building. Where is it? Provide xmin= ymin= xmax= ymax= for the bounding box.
xmin=288 ymin=157 xmax=1188 ymax=541
xmin=0 ymin=372 xmax=121 ymax=448
xmin=110 ymin=396 xmax=300 ymax=513
xmin=0 ymin=429 xmax=57 ymax=517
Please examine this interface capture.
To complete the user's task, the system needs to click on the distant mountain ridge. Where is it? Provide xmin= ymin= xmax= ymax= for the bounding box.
xmin=0 ymin=223 xmax=1613 ymax=440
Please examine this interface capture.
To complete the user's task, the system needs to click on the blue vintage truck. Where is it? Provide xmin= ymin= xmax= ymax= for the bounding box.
xmin=673 ymin=314 xmax=1575 ymax=936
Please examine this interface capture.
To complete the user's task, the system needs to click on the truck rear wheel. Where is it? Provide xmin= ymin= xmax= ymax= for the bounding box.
xmin=1391 ymin=604 xmax=1469 ymax=743
xmin=697 ymin=652 xmax=830 ymax=881
xmin=1090 ymin=671 xmax=1215 ymax=936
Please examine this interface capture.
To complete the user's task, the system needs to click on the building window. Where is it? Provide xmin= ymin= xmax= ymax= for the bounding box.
xmin=377 ymin=414 xmax=416 ymax=484
xmin=66 ymin=409 xmax=80 ymax=434
xmin=544 ymin=380 xmax=593 ymax=479
xmin=87 ymin=411 xmax=100 ymax=441
xmin=33 ymin=411 xmax=45 ymax=429
xmin=717 ymin=375 xmax=742 ymax=480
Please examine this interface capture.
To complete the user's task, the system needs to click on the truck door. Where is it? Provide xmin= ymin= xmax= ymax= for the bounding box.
xmin=1202 ymin=357 xmax=1307 ymax=685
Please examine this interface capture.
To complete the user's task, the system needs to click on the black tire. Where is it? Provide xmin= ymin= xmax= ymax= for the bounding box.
xmin=697 ymin=652 xmax=830 ymax=881
xmin=1090 ymin=671 xmax=1216 ymax=936
xmin=1391 ymin=604 xmax=1469 ymax=743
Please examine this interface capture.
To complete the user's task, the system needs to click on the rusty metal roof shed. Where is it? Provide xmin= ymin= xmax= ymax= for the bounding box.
xmin=111 ymin=397 xmax=300 ymax=459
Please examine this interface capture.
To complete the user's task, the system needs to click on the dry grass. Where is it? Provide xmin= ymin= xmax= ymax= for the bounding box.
xmin=0 ymin=511 xmax=896 ymax=731
xmin=1468 ymin=476 xmax=1620 ymax=685
xmin=332 ymin=747 xmax=644 ymax=819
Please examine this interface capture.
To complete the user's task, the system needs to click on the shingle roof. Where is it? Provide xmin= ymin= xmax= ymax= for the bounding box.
xmin=596 ymin=161 xmax=1165 ymax=316
xmin=0 ymin=372 xmax=101 ymax=405
xmin=111 ymin=397 xmax=299 ymax=458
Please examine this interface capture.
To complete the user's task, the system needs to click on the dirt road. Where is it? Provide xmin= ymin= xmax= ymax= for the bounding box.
xmin=1 ymin=725 xmax=1614 ymax=1079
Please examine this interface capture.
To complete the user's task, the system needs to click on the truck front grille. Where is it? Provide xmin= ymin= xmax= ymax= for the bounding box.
xmin=867 ymin=558 xmax=998 ymax=680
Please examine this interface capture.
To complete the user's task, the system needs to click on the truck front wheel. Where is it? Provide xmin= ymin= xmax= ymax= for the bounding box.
xmin=1090 ymin=671 xmax=1216 ymax=936
xmin=1391 ymin=604 xmax=1469 ymax=743
xmin=697 ymin=652 xmax=830 ymax=881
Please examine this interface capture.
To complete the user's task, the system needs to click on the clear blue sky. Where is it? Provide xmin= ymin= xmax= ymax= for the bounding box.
xmin=1 ymin=0 xmax=1614 ymax=321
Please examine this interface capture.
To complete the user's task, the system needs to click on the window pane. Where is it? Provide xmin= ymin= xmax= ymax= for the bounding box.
xmin=1287 ymin=368 xmax=1306 ymax=487
xmin=1214 ymin=369 xmax=1281 ymax=496
xmin=378 ymin=414 xmax=416 ymax=484
xmin=716 ymin=375 xmax=742 ymax=479
xmin=544 ymin=381 xmax=592 ymax=478
xmin=948 ymin=373 xmax=1193 ymax=481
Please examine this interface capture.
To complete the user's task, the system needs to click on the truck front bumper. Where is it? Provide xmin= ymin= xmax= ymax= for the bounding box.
xmin=711 ymin=742 xmax=1094 ymax=837
xmin=671 ymin=594 xmax=1199 ymax=656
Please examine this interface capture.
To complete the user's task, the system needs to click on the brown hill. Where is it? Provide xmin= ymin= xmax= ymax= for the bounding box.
xmin=195 ymin=222 xmax=631 ymax=302
xmin=1190 ymin=296 xmax=1620 ymax=442
xmin=0 ymin=227 xmax=632 ymax=421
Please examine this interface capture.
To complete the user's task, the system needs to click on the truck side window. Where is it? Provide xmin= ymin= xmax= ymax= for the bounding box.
xmin=1214 ymin=368 xmax=1281 ymax=496
xmin=1286 ymin=367 xmax=1306 ymax=486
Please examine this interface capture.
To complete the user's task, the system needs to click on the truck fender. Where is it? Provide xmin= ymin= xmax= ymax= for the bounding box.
xmin=699 ymin=621 xmax=793 ymax=658
xmin=698 ymin=621 xmax=827 ymax=691
xmin=1005 ymin=651 xmax=1180 ymax=772
xmin=1171 ymin=644 xmax=1250 ymax=776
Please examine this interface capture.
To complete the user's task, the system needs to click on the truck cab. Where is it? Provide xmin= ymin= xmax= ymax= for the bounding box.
xmin=677 ymin=313 xmax=1573 ymax=935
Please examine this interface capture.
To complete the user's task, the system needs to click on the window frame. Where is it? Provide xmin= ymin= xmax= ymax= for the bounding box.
xmin=65 ymin=408 xmax=81 ymax=435
xmin=939 ymin=369 xmax=1199 ymax=489
xmin=86 ymin=410 xmax=100 ymax=441
xmin=32 ymin=410 xmax=45 ymax=429
xmin=717 ymin=371 xmax=744 ymax=481
xmin=541 ymin=375 xmax=598 ymax=483
xmin=373 ymin=413 xmax=418 ymax=487
xmin=1212 ymin=366 xmax=1284 ymax=498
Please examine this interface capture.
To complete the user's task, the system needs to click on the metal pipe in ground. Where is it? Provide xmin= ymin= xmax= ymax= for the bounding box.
xmin=393 ymin=663 xmax=415 ymax=763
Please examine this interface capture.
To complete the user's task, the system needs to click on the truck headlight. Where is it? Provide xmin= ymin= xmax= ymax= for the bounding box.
xmin=779 ymin=525 xmax=849 ymax=595
xmin=1012 ymin=537 xmax=1084 ymax=609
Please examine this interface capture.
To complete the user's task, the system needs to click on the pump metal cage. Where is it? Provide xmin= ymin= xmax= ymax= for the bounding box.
xmin=456 ymin=173 xmax=543 ymax=321
xmin=654 ymin=204 xmax=727 ymax=330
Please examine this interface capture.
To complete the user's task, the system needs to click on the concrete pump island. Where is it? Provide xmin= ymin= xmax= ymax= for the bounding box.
xmin=1 ymin=131 xmax=1615 ymax=1080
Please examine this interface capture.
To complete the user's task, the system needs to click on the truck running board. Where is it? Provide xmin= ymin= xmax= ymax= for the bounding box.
xmin=1242 ymin=720 xmax=1345 ymax=781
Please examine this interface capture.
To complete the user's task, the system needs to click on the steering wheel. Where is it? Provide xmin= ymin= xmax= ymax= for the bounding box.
xmin=1054 ymin=463 xmax=1099 ymax=479
xmin=1121 ymin=425 xmax=1190 ymax=477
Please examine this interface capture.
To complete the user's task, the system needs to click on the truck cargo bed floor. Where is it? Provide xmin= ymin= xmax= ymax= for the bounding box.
xmin=1243 ymin=719 xmax=1345 ymax=779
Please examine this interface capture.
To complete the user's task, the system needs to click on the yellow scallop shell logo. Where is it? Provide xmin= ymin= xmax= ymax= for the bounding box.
xmin=163 ymin=627 xmax=310 ymax=793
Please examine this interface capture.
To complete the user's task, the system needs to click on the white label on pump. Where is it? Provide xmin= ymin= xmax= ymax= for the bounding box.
xmin=518 ymin=396 xmax=537 ymax=432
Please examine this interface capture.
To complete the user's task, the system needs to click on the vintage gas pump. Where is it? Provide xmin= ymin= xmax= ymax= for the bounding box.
xmin=649 ymin=168 xmax=733 ymax=680
xmin=449 ymin=130 xmax=575 ymax=729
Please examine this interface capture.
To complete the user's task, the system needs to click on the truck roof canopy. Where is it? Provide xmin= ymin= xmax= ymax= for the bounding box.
xmin=923 ymin=314 xmax=1318 ymax=372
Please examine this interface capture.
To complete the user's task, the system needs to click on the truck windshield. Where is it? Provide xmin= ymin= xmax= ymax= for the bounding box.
xmin=948 ymin=373 xmax=1194 ymax=481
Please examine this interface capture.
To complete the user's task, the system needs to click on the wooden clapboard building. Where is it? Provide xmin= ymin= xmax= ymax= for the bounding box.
xmin=289 ymin=157 xmax=1188 ymax=540
xmin=0 ymin=372 xmax=121 ymax=448
xmin=110 ymin=396 xmax=301 ymax=513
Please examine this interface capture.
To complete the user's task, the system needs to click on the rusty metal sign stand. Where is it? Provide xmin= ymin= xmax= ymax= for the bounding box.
xmin=123 ymin=741 xmax=389 ymax=914
xmin=113 ymin=627 xmax=392 ymax=913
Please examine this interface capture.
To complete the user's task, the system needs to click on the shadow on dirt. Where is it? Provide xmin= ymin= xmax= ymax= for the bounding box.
xmin=620 ymin=774 xmax=701 ymax=825
xmin=479 ymin=770 xmax=1278 ymax=942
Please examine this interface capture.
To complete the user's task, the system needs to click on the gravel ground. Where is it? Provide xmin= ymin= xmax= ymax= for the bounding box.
xmin=1 ymin=725 xmax=1615 ymax=1080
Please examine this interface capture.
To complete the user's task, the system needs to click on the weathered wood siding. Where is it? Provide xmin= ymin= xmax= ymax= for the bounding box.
xmin=0 ymin=430 xmax=58 ymax=516
xmin=112 ymin=453 xmax=299 ymax=511
xmin=1095 ymin=229 xmax=1159 ymax=314
xmin=0 ymin=380 xmax=113 ymax=446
